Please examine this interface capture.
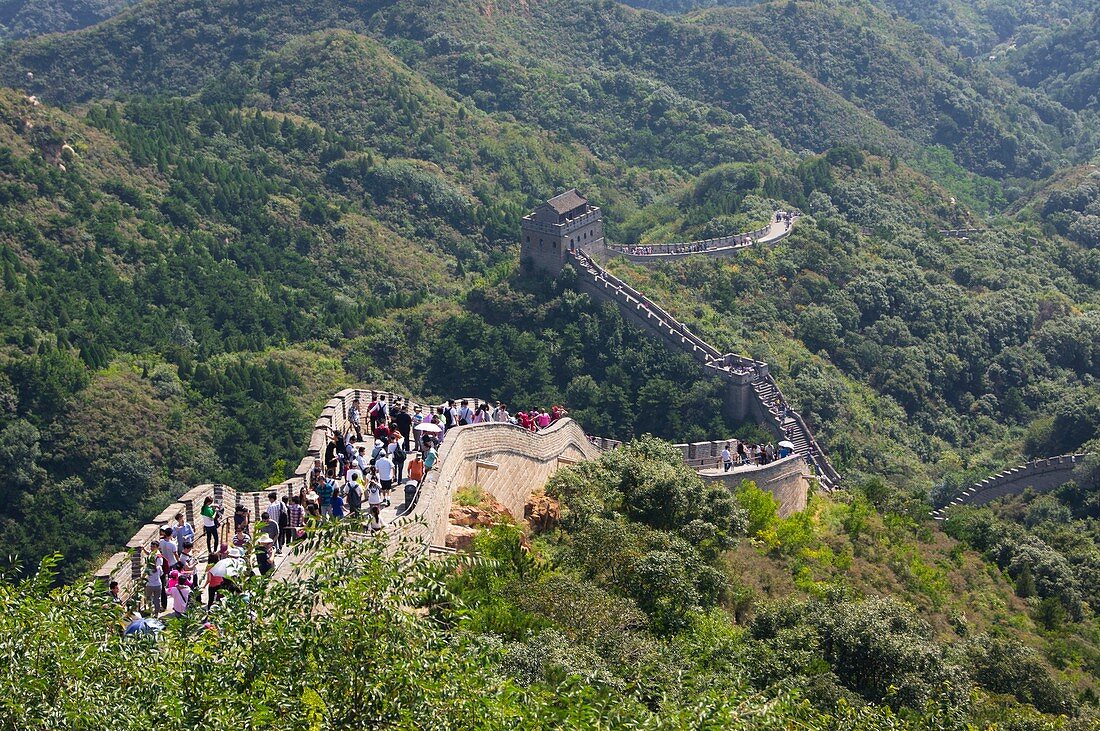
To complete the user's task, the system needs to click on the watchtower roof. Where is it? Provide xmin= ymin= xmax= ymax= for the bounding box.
xmin=546 ymin=189 xmax=587 ymax=215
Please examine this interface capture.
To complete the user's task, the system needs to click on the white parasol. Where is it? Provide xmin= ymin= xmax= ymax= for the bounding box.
xmin=209 ymin=557 xmax=246 ymax=579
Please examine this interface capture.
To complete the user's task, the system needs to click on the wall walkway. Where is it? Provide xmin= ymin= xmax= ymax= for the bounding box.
xmin=97 ymin=383 xmax=813 ymax=596
xmin=600 ymin=212 xmax=797 ymax=263
xmin=698 ymin=455 xmax=809 ymax=517
xmin=387 ymin=418 xmax=601 ymax=549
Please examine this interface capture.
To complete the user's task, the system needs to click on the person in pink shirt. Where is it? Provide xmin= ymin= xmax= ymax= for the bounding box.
xmin=535 ymin=409 xmax=551 ymax=430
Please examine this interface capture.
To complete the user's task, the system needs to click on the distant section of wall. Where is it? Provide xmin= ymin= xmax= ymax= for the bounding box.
xmin=698 ymin=455 xmax=809 ymax=517
xmin=597 ymin=214 xmax=796 ymax=264
xmin=930 ymin=454 xmax=1089 ymax=520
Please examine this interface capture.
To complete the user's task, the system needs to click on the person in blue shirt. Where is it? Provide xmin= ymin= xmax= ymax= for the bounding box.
xmin=317 ymin=478 xmax=335 ymax=520
xmin=331 ymin=487 xmax=345 ymax=519
xmin=173 ymin=512 xmax=195 ymax=553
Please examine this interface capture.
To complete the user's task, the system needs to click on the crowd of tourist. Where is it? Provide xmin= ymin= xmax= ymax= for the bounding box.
xmin=121 ymin=393 xmax=577 ymax=621
xmin=719 ymin=440 xmax=795 ymax=472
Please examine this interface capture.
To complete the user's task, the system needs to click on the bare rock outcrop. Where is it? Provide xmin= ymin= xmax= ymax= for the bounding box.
xmin=524 ymin=492 xmax=560 ymax=533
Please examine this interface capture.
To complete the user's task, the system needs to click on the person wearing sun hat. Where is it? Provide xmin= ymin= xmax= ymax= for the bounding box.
xmin=255 ymin=534 xmax=275 ymax=575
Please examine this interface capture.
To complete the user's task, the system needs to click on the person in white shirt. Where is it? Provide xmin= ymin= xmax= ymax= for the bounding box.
xmin=375 ymin=454 xmax=395 ymax=505
xmin=721 ymin=444 xmax=733 ymax=472
xmin=158 ymin=526 xmax=178 ymax=570
xmin=265 ymin=492 xmax=285 ymax=554
xmin=366 ymin=477 xmax=384 ymax=530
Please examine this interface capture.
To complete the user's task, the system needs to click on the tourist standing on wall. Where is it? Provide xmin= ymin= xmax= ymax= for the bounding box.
xmin=722 ymin=444 xmax=733 ymax=472
xmin=457 ymin=400 xmax=474 ymax=425
xmin=331 ymin=487 xmax=345 ymax=519
xmin=317 ymin=477 xmax=335 ymax=520
xmin=369 ymin=395 xmax=388 ymax=432
xmin=279 ymin=495 xmax=293 ymax=547
xmin=158 ymin=526 xmax=178 ymax=609
xmin=347 ymin=400 xmax=363 ymax=442
xmin=166 ymin=569 xmax=190 ymax=616
xmin=264 ymin=493 xmax=284 ymax=554
xmin=324 ymin=432 xmax=341 ymax=478
xmin=407 ymin=453 xmax=425 ymax=486
xmin=376 ymin=451 xmax=395 ymax=506
xmin=288 ymin=496 xmax=305 ymax=540
xmin=173 ymin=512 xmax=194 ymax=554
xmin=394 ymin=404 xmax=413 ymax=451
xmin=143 ymin=539 xmax=163 ymax=616
xmin=200 ymin=497 xmax=220 ymax=554
xmin=346 ymin=474 xmax=363 ymax=517
xmin=391 ymin=438 xmax=407 ymax=484
xmin=255 ymin=535 xmax=275 ymax=575
xmin=366 ymin=477 xmax=384 ymax=530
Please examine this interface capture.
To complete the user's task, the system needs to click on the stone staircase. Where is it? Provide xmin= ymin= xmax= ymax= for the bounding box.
xmin=571 ymin=249 xmax=839 ymax=490
xmin=752 ymin=374 xmax=839 ymax=489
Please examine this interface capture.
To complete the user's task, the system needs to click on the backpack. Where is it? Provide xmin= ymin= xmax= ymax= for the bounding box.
xmin=393 ymin=442 xmax=406 ymax=461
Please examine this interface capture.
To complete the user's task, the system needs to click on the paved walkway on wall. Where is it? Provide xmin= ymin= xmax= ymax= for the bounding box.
xmin=606 ymin=211 xmax=798 ymax=261
xmin=755 ymin=216 xmax=796 ymax=244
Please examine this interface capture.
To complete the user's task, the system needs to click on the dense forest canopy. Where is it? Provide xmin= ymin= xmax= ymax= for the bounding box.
xmin=0 ymin=0 xmax=1096 ymax=727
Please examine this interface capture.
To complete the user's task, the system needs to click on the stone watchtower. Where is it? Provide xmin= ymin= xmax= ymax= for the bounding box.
xmin=520 ymin=189 xmax=604 ymax=275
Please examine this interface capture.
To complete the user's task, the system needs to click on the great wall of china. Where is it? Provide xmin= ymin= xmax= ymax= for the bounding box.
xmin=930 ymin=454 xmax=1090 ymax=520
xmin=96 ymin=193 xmax=1087 ymax=596
xmin=602 ymin=216 xmax=794 ymax=262
xmin=97 ymin=386 xmax=811 ymax=596
xmin=99 ymin=196 xmax=832 ymax=595
xmin=569 ymin=248 xmax=840 ymax=490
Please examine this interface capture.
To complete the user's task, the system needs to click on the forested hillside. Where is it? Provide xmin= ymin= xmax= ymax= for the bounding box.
xmin=0 ymin=0 xmax=1097 ymax=726
xmin=0 ymin=0 xmax=136 ymax=39
xmin=1002 ymin=8 xmax=1100 ymax=113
